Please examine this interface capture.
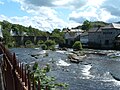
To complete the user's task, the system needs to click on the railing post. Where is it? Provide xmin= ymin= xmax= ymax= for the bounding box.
xmin=13 ymin=53 xmax=17 ymax=68
xmin=20 ymin=62 xmax=22 ymax=78
xmin=25 ymin=65 xmax=27 ymax=86
xmin=38 ymin=80 xmax=41 ymax=90
xmin=12 ymin=53 xmax=17 ymax=90
xmin=32 ymin=74 xmax=35 ymax=90
xmin=45 ymin=86 xmax=48 ymax=90
xmin=22 ymin=63 xmax=24 ymax=82
xmin=28 ymin=70 xmax=31 ymax=90
xmin=16 ymin=60 xmax=19 ymax=75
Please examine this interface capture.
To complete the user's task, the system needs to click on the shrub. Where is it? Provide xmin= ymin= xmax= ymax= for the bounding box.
xmin=37 ymin=40 xmax=44 ymax=46
xmin=48 ymin=45 xmax=56 ymax=51
xmin=25 ymin=40 xmax=33 ymax=48
xmin=27 ymin=62 xmax=68 ymax=90
xmin=73 ymin=41 xmax=82 ymax=50
xmin=45 ymin=40 xmax=56 ymax=47
xmin=41 ymin=44 xmax=47 ymax=50
xmin=45 ymin=40 xmax=56 ymax=50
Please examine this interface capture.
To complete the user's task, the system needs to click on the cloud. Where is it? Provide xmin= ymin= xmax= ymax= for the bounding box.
xmin=0 ymin=1 xmax=4 ymax=5
xmin=69 ymin=0 xmax=120 ymax=23
xmin=12 ymin=0 xmax=88 ymax=9
xmin=101 ymin=0 xmax=120 ymax=17
xmin=0 ymin=14 xmax=68 ymax=32
xmin=10 ymin=0 xmax=85 ymax=31
xmin=0 ymin=15 xmax=9 ymax=21
xmin=53 ymin=0 xmax=87 ymax=9
xmin=8 ymin=0 xmax=120 ymax=31
xmin=25 ymin=0 xmax=55 ymax=7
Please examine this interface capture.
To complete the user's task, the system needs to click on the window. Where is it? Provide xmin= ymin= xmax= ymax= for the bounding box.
xmin=105 ymin=40 xmax=109 ymax=45
xmin=103 ymin=32 xmax=112 ymax=34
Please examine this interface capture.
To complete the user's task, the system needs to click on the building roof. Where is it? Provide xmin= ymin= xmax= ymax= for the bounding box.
xmin=89 ymin=23 xmax=120 ymax=31
xmin=64 ymin=28 xmax=83 ymax=32
xmin=112 ymin=23 xmax=120 ymax=29
xmin=88 ymin=27 xmax=102 ymax=33
xmin=103 ymin=23 xmax=120 ymax=29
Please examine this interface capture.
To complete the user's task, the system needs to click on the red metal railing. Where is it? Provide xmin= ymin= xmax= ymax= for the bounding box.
xmin=0 ymin=43 xmax=47 ymax=90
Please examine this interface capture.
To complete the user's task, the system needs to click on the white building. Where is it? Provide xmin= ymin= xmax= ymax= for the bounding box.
xmin=0 ymin=25 xmax=3 ymax=41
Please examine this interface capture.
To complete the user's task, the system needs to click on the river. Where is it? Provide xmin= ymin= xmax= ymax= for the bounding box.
xmin=10 ymin=48 xmax=120 ymax=90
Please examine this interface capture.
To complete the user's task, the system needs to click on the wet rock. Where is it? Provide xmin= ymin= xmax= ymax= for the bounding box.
xmin=68 ymin=54 xmax=86 ymax=63
xmin=110 ymin=73 xmax=120 ymax=81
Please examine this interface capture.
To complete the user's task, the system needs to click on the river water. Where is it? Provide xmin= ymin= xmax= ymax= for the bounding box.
xmin=10 ymin=48 xmax=120 ymax=90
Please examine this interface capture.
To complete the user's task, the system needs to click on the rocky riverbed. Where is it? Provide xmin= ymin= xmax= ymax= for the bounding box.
xmin=10 ymin=48 xmax=120 ymax=90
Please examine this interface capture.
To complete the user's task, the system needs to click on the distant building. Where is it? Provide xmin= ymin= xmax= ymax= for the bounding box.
xmin=0 ymin=25 xmax=3 ymax=42
xmin=88 ymin=23 xmax=120 ymax=49
xmin=10 ymin=29 xmax=27 ymax=36
xmin=64 ymin=28 xmax=83 ymax=46
xmin=80 ymin=32 xmax=88 ymax=47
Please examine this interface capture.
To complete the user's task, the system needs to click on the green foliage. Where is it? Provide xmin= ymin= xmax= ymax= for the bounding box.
xmin=25 ymin=40 xmax=34 ymax=48
xmin=0 ymin=20 xmax=65 ymax=47
xmin=44 ymin=40 xmax=56 ymax=50
xmin=73 ymin=41 xmax=83 ymax=50
xmin=1 ymin=21 xmax=15 ymax=48
xmin=82 ymin=20 xmax=92 ymax=31
xmin=39 ymin=40 xmax=56 ymax=50
xmin=51 ymin=29 xmax=65 ymax=44
xmin=37 ymin=40 xmax=44 ymax=46
xmin=45 ymin=40 xmax=56 ymax=46
xmin=41 ymin=44 xmax=47 ymax=50
xmin=91 ymin=21 xmax=109 ymax=27
xmin=28 ymin=62 xmax=68 ymax=90
xmin=48 ymin=45 xmax=56 ymax=51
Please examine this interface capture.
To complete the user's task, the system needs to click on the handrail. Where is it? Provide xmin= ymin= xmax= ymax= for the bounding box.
xmin=0 ymin=43 xmax=48 ymax=90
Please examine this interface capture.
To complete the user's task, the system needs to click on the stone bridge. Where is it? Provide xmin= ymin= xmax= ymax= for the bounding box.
xmin=12 ymin=36 xmax=57 ymax=46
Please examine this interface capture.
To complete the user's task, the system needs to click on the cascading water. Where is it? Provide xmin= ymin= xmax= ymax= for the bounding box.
xmin=10 ymin=48 xmax=120 ymax=90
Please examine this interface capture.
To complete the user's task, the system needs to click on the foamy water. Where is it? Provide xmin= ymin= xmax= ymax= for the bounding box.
xmin=56 ymin=50 xmax=66 ymax=54
xmin=39 ymin=50 xmax=46 ymax=54
xmin=81 ymin=65 xmax=94 ymax=79
xmin=56 ymin=59 xmax=71 ymax=66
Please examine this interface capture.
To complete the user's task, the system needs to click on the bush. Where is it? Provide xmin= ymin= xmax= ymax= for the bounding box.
xmin=73 ymin=41 xmax=82 ymax=50
xmin=41 ymin=44 xmax=47 ymax=50
xmin=45 ymin=40 xmax=56 ymax=50
xmin=37 ymin=40 xmax=44 ymax=46
xmin=45 ymin=40 xmax=56 ymax=46
xmin=48 ymin=45 xmax=56 ymax=51
xmin=25 ymin=40 xmax=33 ymax=48
xmin=27 ymin=62 xmax=68 ymax=90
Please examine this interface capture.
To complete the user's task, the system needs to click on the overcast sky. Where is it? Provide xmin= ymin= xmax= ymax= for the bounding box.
xmin=0 ymin=0 xmax=120 ymax=31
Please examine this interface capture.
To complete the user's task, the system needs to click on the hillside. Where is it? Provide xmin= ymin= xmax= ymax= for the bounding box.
xmin=71 ymin=21 xmax=109 ymax=30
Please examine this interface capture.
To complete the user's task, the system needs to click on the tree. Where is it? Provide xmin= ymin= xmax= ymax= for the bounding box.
xmin=82 ymin=20 xmax=92 ymax=31
xmin=51 ymin=29 xmax=65 ymax=44
xmin=73 ymin=41 xmax=82 ymax=50
xmin=45 ymin=40 xmax=56 ymax=47
xmin=45 ymin=40 xmax=56 ymax=50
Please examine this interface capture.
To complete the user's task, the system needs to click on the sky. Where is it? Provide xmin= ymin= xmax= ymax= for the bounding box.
xmin=0 ymin=0 xmax=120 ymax=32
